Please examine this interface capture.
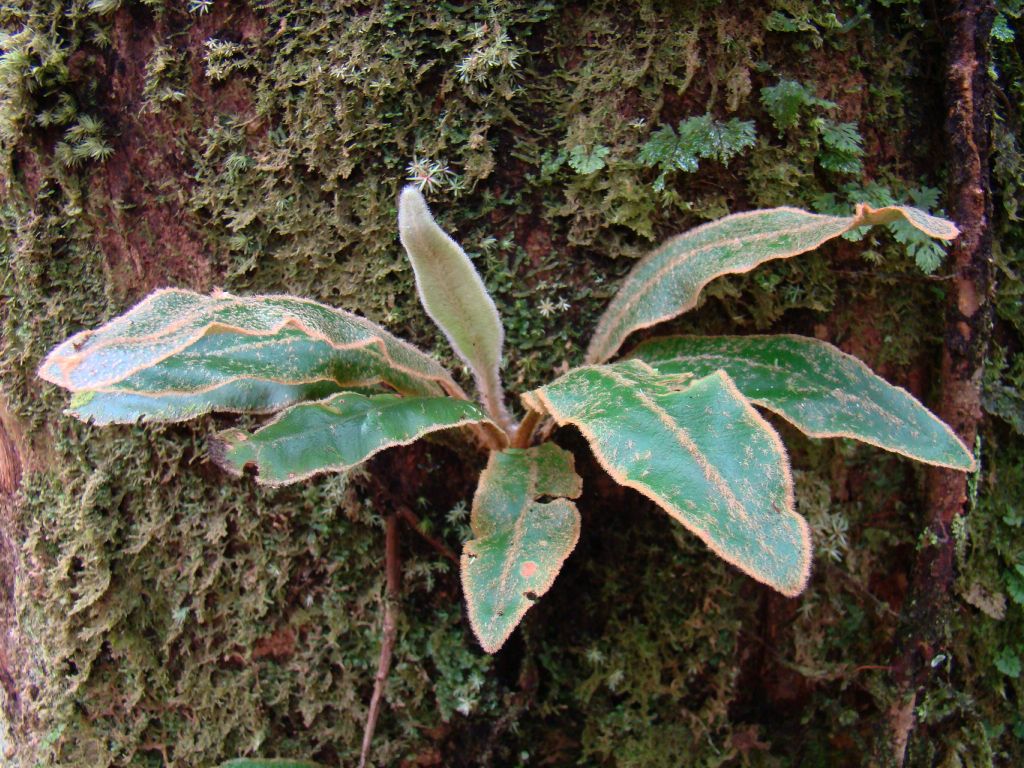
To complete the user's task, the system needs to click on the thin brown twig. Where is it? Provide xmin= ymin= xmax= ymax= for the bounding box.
xmin=397 ymin=504 xmax=459 ymax=565
xmin=359 ymin=512 xmax=401 ymax=768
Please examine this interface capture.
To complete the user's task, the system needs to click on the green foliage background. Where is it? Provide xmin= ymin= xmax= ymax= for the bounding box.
xmin=0 ymin=0 xmax=1021 ymax=765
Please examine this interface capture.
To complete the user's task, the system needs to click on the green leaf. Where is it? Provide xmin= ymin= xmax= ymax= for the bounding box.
xmin=39 ymin=289 xmax=466 ymax=422
xmin=67 ymin=380 xmax=347 ymax=425
xmin=907 ymin=237 xmax=946 ymax=274
xmin=462 ymin=443 xmax=583 ymax=653
xmin=398 ymin=186 xmax=510 ymax=428
xmin=629 ymin=335 xmax=976 ymax=471
xmin=523 ymin=360 xmax=810 ymax=596
xmin=992 ymin=12 xmax=1015 ymax=43
xmin=212 ymin=393 xmax=501 ymax=486
xmin=637 ymin=115 xmax=755 ymax=177
xmin=891 ymin=216 xmax=949 ymax=274
xmin=585 ymin=204 xmax=959 ymax=364
xmin=995 ymin=647 xmax=1022 ymax=678
xmin=1005 ymin=569 xmax=1024 ymax=605
xmin=677 ymin=115 xmax=756 ymax=166
xmin=568 ymin=144 xmax=611 ymax=174
xmin=817 ymin=120 xmax=864 ymax=175
xmin=218 ymin=761 xmax=324 ymax=768
xmin=760 ymin=79 xmax=835 ymax=132
xmin=638 ymin=125 xmax=697 ymax=172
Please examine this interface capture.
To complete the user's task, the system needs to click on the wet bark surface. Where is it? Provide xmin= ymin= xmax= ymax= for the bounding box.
xmin=884 ymin=2 xmax=995 ymax=763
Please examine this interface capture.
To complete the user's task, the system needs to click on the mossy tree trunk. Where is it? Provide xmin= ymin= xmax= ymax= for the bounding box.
xmin=1 ymin=2 xmax=1021 ymax=767
xmin=885 ymin=2 xmax=996 ymax=764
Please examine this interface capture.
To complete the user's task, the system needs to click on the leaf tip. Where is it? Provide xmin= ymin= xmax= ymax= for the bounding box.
xmin=853 ymin=203 xmax=960 ymax=241
xmin=37 ymin=337 xmax=81 ymax=388
xmin=778 ymin=514 xmax=813 ymax=597
xmin=398 ymin=184 xmax=431 ymax=232
xmin=954 ymin=443 xmax=978 ymax=473
xmin=209 ymin=429 xmax=249 ymax=478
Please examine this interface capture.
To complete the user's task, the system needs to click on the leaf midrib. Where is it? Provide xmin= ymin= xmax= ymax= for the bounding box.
xmin=479 ymin=458 xmax=538 ymax=620
xmin=600 ymin=367 xmax=751 ymax=524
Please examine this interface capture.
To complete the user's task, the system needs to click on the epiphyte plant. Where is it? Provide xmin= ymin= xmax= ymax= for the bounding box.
xmin=39 ymin=187 xmax=975 ymax=658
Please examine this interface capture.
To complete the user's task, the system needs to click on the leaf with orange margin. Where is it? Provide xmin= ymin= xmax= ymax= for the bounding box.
xmin=212 ymin=393 xmax=502 ymax=486
xmin=523 ymin=361 xmax=810 ymax=596
xmin=586 ymin=204 xmax=959 ymax=364
xmin=629 ymin=334 xmax=975 ymax=471
xmin=39 ymin=289 xmax=468 ymax=424
xmin=462 ymin=443 xmax=582 ymax=653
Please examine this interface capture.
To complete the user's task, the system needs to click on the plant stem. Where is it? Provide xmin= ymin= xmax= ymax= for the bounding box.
xmin=480 ymin=373 xmax=516 ymax=438
xmin=359 ymin=512 xmax=401 ymax=768
xmin=436 ymin=377 xmax=505 ymax=451
xmin=473 ymin=422 xmax=506 ymax=452
xmin=510 ymin=409 xmax=541 ymax=449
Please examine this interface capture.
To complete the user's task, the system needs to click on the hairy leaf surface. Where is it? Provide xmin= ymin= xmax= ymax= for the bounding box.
xmin=462 ymin=443 xmax=583 ymax=653
xmin=39 ymin=289 xmax=465 ymax=422
xmin=586 ymin=204 xmax=959 ymax=363
xmin=523 ymin=361 xmax=810 ymax=595
xmin=630 ymin=335 xmax=976 ymax=470
xmin=213 ymin=393 xmax=500 ymax=486
xmin=67 ymin=381 xmax=347 ymax=425
xmin=218 ymin=761 xmax=325 ymax=768
xmin=398 ymin=186 xmax=509 ymax=426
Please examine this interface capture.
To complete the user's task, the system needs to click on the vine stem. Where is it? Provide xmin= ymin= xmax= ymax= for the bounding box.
xmin=358 ymin=512 xmax=401 ymax=768
xmin=397 ymin=505 xmax=458 ymax=565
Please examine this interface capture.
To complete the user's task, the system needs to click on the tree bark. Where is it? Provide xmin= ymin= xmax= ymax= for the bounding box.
xmin=0 ymin=413 xmax=25 ymax=759
xmin=885 ymin=2 xmax=995 ymax=763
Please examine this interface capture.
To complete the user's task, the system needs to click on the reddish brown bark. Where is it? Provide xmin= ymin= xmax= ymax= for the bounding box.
xmin=0 ymin=412 xmax=25 ymax=757
xmin=69 ymin=4 xmax=263 ymax=297
xmin=0 ymin=422 xmax=20 ymax=496
xmin=885 ymin=1 xmax=994 ymax=763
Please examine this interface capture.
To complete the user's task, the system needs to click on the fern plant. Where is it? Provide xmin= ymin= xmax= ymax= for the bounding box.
xmin=760 ymin=78 xmax=865 ymax=176
xmin=39 ymin=188 xmax=974 ymax=656
xmin=637 ymin=114 xmax=756 ymax=190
